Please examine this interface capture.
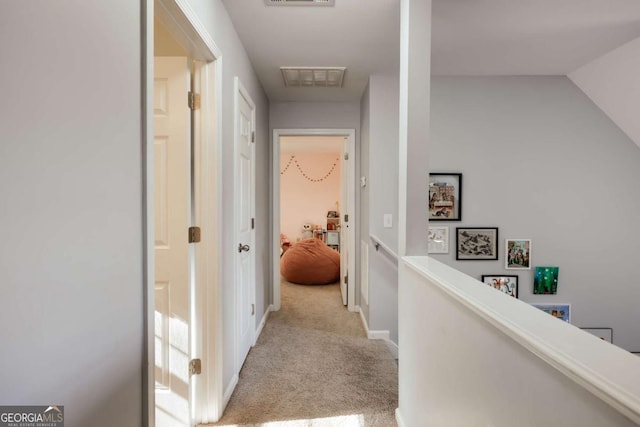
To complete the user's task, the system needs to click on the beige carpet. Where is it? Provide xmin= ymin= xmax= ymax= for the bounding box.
xmin=210 ymin=278 xmax=398 ymax=427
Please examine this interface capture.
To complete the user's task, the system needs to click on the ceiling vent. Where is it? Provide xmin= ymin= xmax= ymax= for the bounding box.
xmin=265 ymin=0 xmax=335 ymax=6
xmin=281 ymin=67 xmax=346 ymax=88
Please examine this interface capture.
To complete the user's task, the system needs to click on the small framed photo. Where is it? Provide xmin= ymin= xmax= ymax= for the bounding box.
xmin=533 ymin=266 xmax=559 ymax=294
xmin=505 ymin=239 xmax=531 ymax=269
xmin=481 ymin=275 xmax=518 ymax=298
xmin=456 ymin=227 xmax=498 ymax=260
xmin=429 ymin=173 xmax=462 ymax=221
xmin=532 ymin=303 xmax=570 ymax=323
xmin=428 ymin=226 xmax=449 ymax=254
xmin=581 ymin=327 xmax=613 ymax=344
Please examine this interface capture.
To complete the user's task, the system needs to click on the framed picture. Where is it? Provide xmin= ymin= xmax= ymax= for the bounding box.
xmin=429 ymin=173 xmax=462 ymax=221
xmin=481 ymin=275 xmax=518 ymax=298
xmin=581 ymin=327 xmax=613 ymax=344
xmin=456 ymin=227 xmax=498 ymax=260
xmin=428 ymin=226 xmax=449 ymax=254
xmin=533 ymin=266 xmax=559 ymax=294
xmin=532 ymin=303 xmax=570 ymax=323
xmin=505 ymin=239 xmax=531 ymax=269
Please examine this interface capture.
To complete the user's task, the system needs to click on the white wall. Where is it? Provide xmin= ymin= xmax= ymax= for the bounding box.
xmin=398 ymin=257 xmax=640 ymax=427
xmin=0 ymin=2 xmax=142 ymax=426
xmin=569 ymin=37 xmax=640 ymax=150
xmin=359 ymin=84 xmax=371 ymax=318
xmin=185 ymin=0 xmax=270 ymax=390
xmin=430 ymin=76 xmax=640 ymax=351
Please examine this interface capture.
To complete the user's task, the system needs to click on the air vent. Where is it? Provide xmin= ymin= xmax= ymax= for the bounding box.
xmin=265 ymin=0 xmax=335 ymax=6
xmin=281 ymin=67 xmax=346 ymax=88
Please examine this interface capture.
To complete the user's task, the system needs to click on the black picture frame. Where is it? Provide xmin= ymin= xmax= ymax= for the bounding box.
xmin=429 ymin=173 xmax=462 ymax=221
xmin=481 ymin=274 xmax=518 ymax=298
xmin=456 ymin=227 xmax=499 ymax=260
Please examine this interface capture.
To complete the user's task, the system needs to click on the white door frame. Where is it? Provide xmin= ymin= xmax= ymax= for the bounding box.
xmin=233 ymin=76 xmax=257 ymax=372
xmin=272 ymin=129 xmax=357 ymax=312
xmin=143 ymin=0 xmax=225 ymax=424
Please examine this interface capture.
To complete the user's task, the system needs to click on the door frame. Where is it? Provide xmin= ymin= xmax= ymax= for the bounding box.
xmin=272 ymin=129 xmax=357 ymax=312
xmin=143 ymin=0 xmax=225 ymax=424
xmin=233 ymin=76 xmax=257 ymax=373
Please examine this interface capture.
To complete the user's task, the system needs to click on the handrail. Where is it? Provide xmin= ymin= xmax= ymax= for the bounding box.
xmin=401 ymin=256 xmax=640 ymax=424
xmin=369 ymin=234 xmax=399 ymax=262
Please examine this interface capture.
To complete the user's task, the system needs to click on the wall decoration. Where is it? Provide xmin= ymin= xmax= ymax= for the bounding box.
xmin=481 ymin=275 xmax=518 ymax=298
xmin=505 ymin=239 xmax=531 ymax=269
xmin=580 ymin=327 xmax=613 ymax=344
xmin=533 ymin=266 xmax=559 ymax=294
xmin=456 ymin=227 xmax=498 ymax=260
xmin=429 ymin=173 xmax=462 ymax=221
xmin=428 ymin=226 xmax=449 ymax=254
xmin=280 ymin=154 xmax=340 ymax=182
xmin=532 ymin=303 xmax=570 ymax=322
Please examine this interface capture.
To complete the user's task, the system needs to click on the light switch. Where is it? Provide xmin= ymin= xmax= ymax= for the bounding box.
xmin=383 ymin=214 xmax=392 ymax=228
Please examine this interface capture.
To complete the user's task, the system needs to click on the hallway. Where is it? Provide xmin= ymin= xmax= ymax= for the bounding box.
xmin=211 ymin=279 xmax=398 ymax=426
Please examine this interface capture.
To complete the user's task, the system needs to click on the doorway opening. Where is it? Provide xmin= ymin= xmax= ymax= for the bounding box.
xmin=272 ymin=129 xmax=357 ymax=313
xmin=144 ymin=0 xmax=224 ymax=424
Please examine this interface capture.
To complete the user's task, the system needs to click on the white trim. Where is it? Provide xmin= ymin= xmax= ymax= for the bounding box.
xmin=272 ymin=128 xmax=357 ymax=312
xmin=233 ymin=76 xmax=257 ymax=374
xmin=395 ymin=408 xmax=407 ymax=427
xmin=145 ymin=1 xmax=225 ymax=424
xmin=254 ymin=304 xmax=272 ymax=345
xmin=402 ymin=256 xmax=640 ymax=425
xmin=386 ymin=340 xmax=399 ymax=360
xmin=368 ymin=330 xmax=390 ymax=341
xmin=223 ymin=374 xmax=239 ymax=409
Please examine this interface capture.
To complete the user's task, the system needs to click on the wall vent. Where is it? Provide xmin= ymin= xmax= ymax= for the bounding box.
xmin=265 ymin=0 xmax=335 ymax=6
xmin=281 ymin=67 xmax=346 ymax=88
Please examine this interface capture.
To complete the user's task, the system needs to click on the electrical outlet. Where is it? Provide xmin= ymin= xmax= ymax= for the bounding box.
xmin=383 ymin=214 xmax=392 ymax=228
xmin=360 ymin=176 xmax=367 ymax=187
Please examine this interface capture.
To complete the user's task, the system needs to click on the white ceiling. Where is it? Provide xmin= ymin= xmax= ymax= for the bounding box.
xmin=222 ymin=0 xmax=640 ymax=102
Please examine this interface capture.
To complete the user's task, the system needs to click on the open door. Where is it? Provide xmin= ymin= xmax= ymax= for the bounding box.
xmin=339 ymin=138 xmax=349 ymax=305
xmin=154 ymin=56 xmax=192 ymax=427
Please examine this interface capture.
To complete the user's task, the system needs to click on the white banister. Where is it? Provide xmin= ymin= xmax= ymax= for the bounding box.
xmin=369 ymin=234 xmax=399 ymax=262
xmin=397 ymin=256 xmax=640 ymax=427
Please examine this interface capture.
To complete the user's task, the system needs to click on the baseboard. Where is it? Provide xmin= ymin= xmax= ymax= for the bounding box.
xmin=253 ymin=304 xmax=272 ymax=346
xmin=223 ymin=374 xmax=239 ymax=409
xmin=395 ymin=408 xmax=406 ymax=427
xmin=358 ymin=306 xmax=399 ymax=359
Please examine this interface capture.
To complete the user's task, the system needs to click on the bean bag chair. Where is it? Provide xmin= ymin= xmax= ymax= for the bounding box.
xmin=280 ymin=238 xmax=340 ymax=285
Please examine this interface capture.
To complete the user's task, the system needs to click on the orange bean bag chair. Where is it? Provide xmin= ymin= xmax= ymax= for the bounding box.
xmin=280 ymin=238 xmax=340 ymax=285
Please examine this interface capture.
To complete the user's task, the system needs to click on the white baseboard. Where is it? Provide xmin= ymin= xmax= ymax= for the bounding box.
xmin=395 ymin=408 xmax=406 ymax=427
xmin=253 ymin=304 xmax=272 ymax=346
xmin=358 ymin=306 xmax=399 ymax=359
xmin=223 ymin=374 xmax=239 ymax=409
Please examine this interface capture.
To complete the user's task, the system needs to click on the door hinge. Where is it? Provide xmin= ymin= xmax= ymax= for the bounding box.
xmin=344 ymin=214 xmax=349 ymax=223
xmin=344 ymin=275 xmax=348 ymax=285
xmin=188 ymin=226 xmax=201 ymax=243
xmin=344 ymin=152 xmax=349 ymax=160
xmin=189 ymin=358 xmax=202 ymax=376
xmin=251 ymin=131 xmax=255 ymax=143
xmin=251 ymin=218 xmax=255 ymax=229
xmin=251 ymin=304 xmax=255 ymax=315
xmin=188 ymin=91 xmax=201 ymax=110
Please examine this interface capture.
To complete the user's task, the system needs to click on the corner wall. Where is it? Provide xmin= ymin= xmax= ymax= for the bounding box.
xmin=430 ymin=76 xmax=640 ymax=351
xmin=0 ymin=2 xmax=142 ymax=426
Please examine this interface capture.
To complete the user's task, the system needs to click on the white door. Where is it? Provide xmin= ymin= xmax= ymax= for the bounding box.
xmin=154 ymin=56 xmax=191 ymax=427
xmin=235 ymin=79 xmax=256 ymax=369
xmin=339 ymin=139 xmax=349 ymax=305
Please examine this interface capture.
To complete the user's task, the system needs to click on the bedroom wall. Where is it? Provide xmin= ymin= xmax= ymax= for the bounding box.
xmin=0 ymin=2 xmax=143 ymax=426
xmin=429 ymin=76 xmax=640 ymax=351
xmin=280 ymin=152 xmax=342 ymax=242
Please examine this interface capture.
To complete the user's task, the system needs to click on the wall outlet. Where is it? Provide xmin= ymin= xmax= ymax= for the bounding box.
xmin=360 ymin=176 xmax=367 ymax=187
xmin=383 ymin=214 xmax=393 ymax=228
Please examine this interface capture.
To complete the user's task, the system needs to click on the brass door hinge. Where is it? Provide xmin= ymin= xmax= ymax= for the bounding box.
xmin=188 ymin=91 xmax=201 ymax=110
xmin=189 ymin=359 xmax=202 ymax=376
xmin=251 ymin=304 xmax=255 ymax=315
xmin=344 ymin=152 xmax=349 ymax=160
xmin=188 ymin=226 xmax=201 ymax=243
xmin=251 ymin=131 xmax=255 ymax=143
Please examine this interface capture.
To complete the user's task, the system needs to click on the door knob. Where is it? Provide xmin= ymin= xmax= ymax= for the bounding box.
xmin=238 ymin=243 xmax=250 ymax=253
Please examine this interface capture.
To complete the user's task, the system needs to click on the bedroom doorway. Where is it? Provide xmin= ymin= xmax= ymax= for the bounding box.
xmin=272 ymin=129 xmax=357 ymax=312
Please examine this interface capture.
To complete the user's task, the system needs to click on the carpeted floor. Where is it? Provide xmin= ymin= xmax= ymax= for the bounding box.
xmin=210 ymin=278 xmax=398 ymax=427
